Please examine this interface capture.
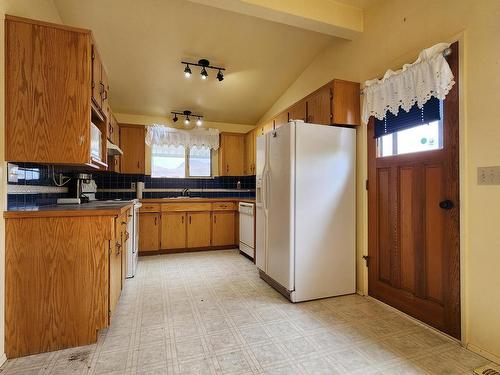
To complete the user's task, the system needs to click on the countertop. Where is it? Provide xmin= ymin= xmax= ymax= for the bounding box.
xmin=140 ymin=197 xmax=256 ymax=204
xmin=4 ymin=201 xmax=134 ymax=219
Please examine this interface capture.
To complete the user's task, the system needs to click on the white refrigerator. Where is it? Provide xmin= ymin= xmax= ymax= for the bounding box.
xmin=255 ymin=121 xmax=356 ymax=302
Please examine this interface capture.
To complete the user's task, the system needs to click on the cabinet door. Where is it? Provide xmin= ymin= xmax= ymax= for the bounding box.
xmin=101 ymin=67 xmax=110 ymax=120
xmin=212 ymin=212 xmax=235 ymax=247
xmin=91 ymin=43 xmax=102 ymax=109
xmin=120 ymin=125 xmax=145 ymax=174
xmin=187 ymin=212 xmax=211 ymax=248
xmin=139 ymin=213 xmax=160 ymax=252
xmin=331 ymin=80 xmax=361 ymax=126
xmin=161 ymin=212 xmax=186 ymax=250
xmin=306 ymin=85 xmax=331 ymax=125
xmin=219 ymin=133 xmax=244 ymax=176
xmin=244 ymin=130 xmax=255 ymax=175
xmin=109 ymin=216 xmax=123 ymax=319
xmin=288 ymin=100 xmax=307 ymax=122
xmin=273 ymin=112 xmax=289 ymax=129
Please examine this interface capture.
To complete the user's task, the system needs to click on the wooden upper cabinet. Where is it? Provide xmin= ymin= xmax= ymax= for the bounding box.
xmin=331 ymin=80 xmax=360 ymax=126
xmin=161 ymin=212 xmax=186 ymax=250
xmin=212 ymin=212 xmax=236 ymax=246
xmin=120 ymin=125 xmax=145 ymax=174
xmin=91 ymin=43 xmax=102 ymax=109
xmin=273 ymin=112 xmax=289 ymax=129
xmin=288 ymin=99 xmax=307 ymax=122
xmin=139 ymin=212 xmax=160 ymax=252
xmin=5 ymin=15 xmax=93 ymax=165
xmin=219 ymin=133 xmax=244 ymax=176
xmin=187 ymin=212 xmax=211 ymax=248
xmin=244 ymin=129 xmax=256 ymax=175
xmin=306 ymin=84 xmax=332 ymax=125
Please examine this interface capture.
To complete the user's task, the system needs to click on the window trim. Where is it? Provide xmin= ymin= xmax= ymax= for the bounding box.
xmin=151 ymin=145 xmax=212 ymax=178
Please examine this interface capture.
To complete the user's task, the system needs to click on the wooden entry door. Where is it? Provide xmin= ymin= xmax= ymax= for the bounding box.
xmin=367 ymin=42 xmax=460 ymax=338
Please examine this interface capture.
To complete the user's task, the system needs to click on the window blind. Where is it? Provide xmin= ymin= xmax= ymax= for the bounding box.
xmin=374 ymin=96 xmax=441 ymax=138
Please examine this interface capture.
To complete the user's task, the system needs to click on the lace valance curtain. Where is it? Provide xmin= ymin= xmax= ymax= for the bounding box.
xmin=362 ymin=43 xmax=455 ymax=124
xmin=145 ymin=125 xmax=220 ymax=150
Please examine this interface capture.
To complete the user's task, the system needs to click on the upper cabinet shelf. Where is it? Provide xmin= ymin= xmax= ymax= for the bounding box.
xmin=4 ymin=15 xmax=112 ymax=169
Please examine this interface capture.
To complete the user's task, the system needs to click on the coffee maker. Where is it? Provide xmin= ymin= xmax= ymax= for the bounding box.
xmin=57 ymin=173 xmax=93 ymax=204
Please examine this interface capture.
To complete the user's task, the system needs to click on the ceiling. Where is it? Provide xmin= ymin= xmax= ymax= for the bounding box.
xmin=53 ymin=0 xmax=335 ymax=125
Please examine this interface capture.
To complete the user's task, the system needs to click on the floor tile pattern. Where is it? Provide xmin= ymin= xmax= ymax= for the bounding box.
xmin=0 ymin=250 xmax=494 ymax=374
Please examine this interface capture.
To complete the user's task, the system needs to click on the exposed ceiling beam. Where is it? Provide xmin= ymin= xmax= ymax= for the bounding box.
xmin=188 ymin=0 xmax=364 ymax=40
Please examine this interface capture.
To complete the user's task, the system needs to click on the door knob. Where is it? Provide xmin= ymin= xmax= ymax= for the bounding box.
xmin=439 ymin=200 xmax=454 ymax=210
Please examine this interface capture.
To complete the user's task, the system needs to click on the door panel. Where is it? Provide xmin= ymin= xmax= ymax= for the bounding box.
xmin=368 ymin=42 xmax=460 ymax=338
xmin=139 ymin=213 xmax=160 ymax=252
xmin=161 ymin=212 xmax=186 ymax=249
xmin=212 ymin=212 xmax=235 ymax=246
xmin=187 ymin=212 xmax=211 ymax=248
xmin=120 ymin=126 xmax=145 ymax=174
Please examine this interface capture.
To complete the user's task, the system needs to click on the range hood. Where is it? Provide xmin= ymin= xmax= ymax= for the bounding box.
xmin=107 ymin=140 xmax=123 ymax=156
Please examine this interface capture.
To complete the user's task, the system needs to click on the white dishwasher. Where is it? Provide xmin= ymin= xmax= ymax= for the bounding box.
xmin=239 ymin=202 xmax=255 ymax=259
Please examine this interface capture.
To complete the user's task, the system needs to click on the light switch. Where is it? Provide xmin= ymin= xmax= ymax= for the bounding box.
xmin=477 ymin=166 xmax=500 ymax=185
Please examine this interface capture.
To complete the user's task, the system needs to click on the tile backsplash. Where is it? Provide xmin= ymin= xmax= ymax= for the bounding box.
xmin=7 ymin=162 xmax=256 ymax=209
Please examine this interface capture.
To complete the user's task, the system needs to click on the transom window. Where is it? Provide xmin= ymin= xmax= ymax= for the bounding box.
xmin=151 ymin=144 xmax=211 ymax=178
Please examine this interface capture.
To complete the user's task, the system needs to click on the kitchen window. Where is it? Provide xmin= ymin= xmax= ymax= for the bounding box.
xmin=151 ymin=144 xmax=211 ymax=178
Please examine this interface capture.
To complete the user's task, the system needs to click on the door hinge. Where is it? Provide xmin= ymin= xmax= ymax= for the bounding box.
xmin=362 ymin=255 xmax=371 ymax=267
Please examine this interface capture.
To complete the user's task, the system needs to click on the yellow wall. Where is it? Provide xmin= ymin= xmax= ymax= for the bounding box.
xmin=0 ymin=0 xmax=62 ymax=363
xmin=259 ymin=0 xmax=500 ymax=361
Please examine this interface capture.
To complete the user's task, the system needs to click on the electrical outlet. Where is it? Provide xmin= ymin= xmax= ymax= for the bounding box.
xmin=131 ymin=182 xmax=136 ymax=190
xmin=477 ymin=166 xmax=500 ymax=185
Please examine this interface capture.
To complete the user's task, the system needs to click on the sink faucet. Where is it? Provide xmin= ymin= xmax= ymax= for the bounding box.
xmin=181 ymin=188 xmax=190 ymax=197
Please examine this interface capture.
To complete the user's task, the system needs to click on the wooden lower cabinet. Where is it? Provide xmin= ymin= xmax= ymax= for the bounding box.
xmin=139 ymin=212 xmax=160 ymax=251
xmin=161 ymin=212 xmax=186 ymax=249
xmin=187 ymin=212 xmax=212 ymax=248
xmin=212 ymin=211 xmax=236 ymax=246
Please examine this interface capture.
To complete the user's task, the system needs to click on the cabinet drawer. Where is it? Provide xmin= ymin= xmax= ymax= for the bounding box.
xmin=140 ymin=203 xmax=160 ymax=212
xmin=162 ymin=203 xmax=212 ymax=212
xmin=212 ymin=202 xmax=236 ymax=211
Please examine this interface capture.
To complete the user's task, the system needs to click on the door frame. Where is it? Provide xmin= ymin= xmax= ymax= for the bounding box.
xmin=366 ymin=40 xmax=462 ymax=340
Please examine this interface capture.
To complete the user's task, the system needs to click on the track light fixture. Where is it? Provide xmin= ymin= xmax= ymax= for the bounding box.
xmin=181 ymin=59 xmax=225 ymax=82
xmin=216 ymin=69 xmax=224 ymax=82
xmin=184 ymin=64 xmax=192 ymax=78
xmin=171 ymin=110 xmax=204 ymax=128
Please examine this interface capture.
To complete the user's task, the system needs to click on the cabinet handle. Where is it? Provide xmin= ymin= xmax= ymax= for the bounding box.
xmin=115 ymin=242 xmax=121 ymax=255
xmin=214 ymin=215 xmax=217 ymax=223
xmin=137 ymin=161 xmax=140 ymax=169
xmin=181 ymin=216 xmax=184 ymax=224
xmin=226 ymin=165 xmax=229 ymax=173
xmin=99 ymin=81 xmax=105 ymax=95
xmin=154 ymin=217 xmax=157 ymax=225
xmin=189 ymin=216 xmax=191 ymax=224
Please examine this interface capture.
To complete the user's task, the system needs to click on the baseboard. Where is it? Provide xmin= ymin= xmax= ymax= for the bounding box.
xmin=467 ymin=343 xmax=500 ymax=365
xmin=0 ymin=353 xmax=6 ymax=367
xmin=139 ymin=245 xmax=237 ymax=256
xmin=259 ymin=270 xmax=291 ymax=301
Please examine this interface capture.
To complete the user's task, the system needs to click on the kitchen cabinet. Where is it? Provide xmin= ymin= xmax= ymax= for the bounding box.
xmin=219 ymin=133 xmax=244 ymax=176
xmin=273 ymin=112 xmax=289 ymax=129
xmin=305 ymin=84 xmax=332 ymax=125
xmin=161 ymin=212 xmax=186 ymax=250
xmin=139 ymin=212 xmax=160 ymax=252
xmin=331 ymin=79 xmax=361 ymax=126
xmin=120 ymin=125 xmax=146 ymax=174
xmin=256 ymin=121 xmax=274 ymax=136
xmin=212 ymin=211 xmax=235 ymax=246
xmin=4 ymin=16 xmax=116 ymax=168
xmin=244 ymin=129 xmax=256 ymax=175
xmin=288 ymin=99 xmax=307 ymax=122
xmin=187 ymin=212 xmax=212 ymax=248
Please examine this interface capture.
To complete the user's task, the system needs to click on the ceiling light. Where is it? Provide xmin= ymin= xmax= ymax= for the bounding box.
xmin=196 ymin=117 xmax=202 ymax=126
xmin=184 ymin=116 xmax=190 ymax=125
xmin=184 ymin=64 xmax=192 ymax=78
xmin=173 ymin=114 xmax=178 ymax=122
xmin=180 ymin=59 xmax=225 ymax=82
xmin=171 ymin=110 xmax=202 ymax=128
xmin=200 ymin=67 xmax=208 ymax=80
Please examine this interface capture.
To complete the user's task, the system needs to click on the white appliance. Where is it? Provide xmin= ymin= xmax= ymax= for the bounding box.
xmin=239 ymin=202 xmax=255 ymax=259
xmin=255 ymin=121 xmax=356 ymax=302
xmin=126 ymin=200 xmax=141 ymax=278
xmin=90 ymin=123 xmax=102 ymax=160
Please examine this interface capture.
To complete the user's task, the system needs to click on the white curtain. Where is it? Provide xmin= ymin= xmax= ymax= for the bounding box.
xmin=145 ymin=125 xmax=220 ymax=150
xmin=362 ymin=43 xmax=455 ymax=123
